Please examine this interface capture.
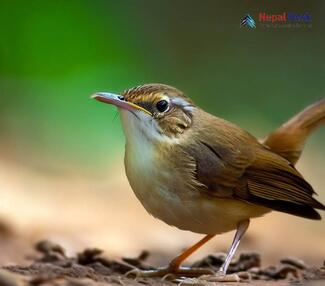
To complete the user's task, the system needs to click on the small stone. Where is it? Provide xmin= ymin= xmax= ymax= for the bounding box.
xmin=281 ymin=257 xmax=306 ymax=269
xmin=137 ymin=250 xmax=150 ymax=261
xmin=263 ymin=264 xmax=298 ymax=279
xmin=35 ymin=240 xmax=66 ymax=257
xmin=235 ymin=252 xmax=261 ymax=271
xmin=77 ymin=248 xmax=103 ymax=264
xmin=237 ymin=271 xmax=251 ymax=280
xmin=122 ymin=250 xmax=151 ymax=269
xmin=191 ymin=253 xmax=226 ymax=269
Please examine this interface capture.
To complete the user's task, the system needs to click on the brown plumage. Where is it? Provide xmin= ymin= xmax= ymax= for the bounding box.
xmin=92 ymin=84 xmax=325 ymax=278
xmin=119 ymin=85 xmax=325 ymax=220
xmin=263 ymin=98 xmax=325 ymax=164
xmin=181 ymin=108 xmax=325 ymax=220
xmin=113 ymin=84 xmax=325 ymax=221
xmin=122 ymin=83 xmax=189 ymax=101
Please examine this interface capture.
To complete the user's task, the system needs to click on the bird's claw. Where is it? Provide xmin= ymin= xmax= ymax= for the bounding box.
xmin=177 ymin=273 xmax=241 ymax=284
xmin=125 ymin=268 xmax=169 ymax=279
xmin=125 ymin=266 xmax=214 ymax=279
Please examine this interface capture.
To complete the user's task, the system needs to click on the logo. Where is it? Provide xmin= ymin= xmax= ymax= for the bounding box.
xmin=240 ymin=14 xmax=256 ymax=29
xmin=258 ymin=12 xmax=312 ymax=23
xmin=240 ymin=12 xmax=312 ymax=29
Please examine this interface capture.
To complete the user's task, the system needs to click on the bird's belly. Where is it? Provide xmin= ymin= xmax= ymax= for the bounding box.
xmin=127 ymin=168 xmax=269 ymax=234
xmin=141 ymin=186 xmax=268 ymax=234
xmin=124 ymin=143 xmax=269 ymax=235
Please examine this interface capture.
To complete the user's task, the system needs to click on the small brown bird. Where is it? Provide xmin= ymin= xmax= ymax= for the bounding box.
xmin=92 ymin=84 xmax=325 ymax=278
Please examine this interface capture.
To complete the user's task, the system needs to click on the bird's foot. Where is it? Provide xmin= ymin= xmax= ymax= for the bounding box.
xmin=177 ymin=273 xmax=241 ymax=284
xmin=199 ymin=273 xmax=241 ymax=282
xmin=177 ymin=270 xmax=251 ymax=284
xmin=125 ymin=266 xmax=214 ymax=279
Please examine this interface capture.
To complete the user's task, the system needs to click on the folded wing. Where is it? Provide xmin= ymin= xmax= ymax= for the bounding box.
xmin=186 ymin=118 xmax=325 ymax=220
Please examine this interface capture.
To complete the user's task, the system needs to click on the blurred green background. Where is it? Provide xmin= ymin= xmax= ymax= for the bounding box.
xmin=1 ymin=0 xmax=324 ymax=174
xmin=0 ymin=0 xmax=324 ymax=265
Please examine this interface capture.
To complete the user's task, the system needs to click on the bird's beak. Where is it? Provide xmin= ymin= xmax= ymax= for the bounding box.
xmin=91 ymin=92 xmax=152 ymax=116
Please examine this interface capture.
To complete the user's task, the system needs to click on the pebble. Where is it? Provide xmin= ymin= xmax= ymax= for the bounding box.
xmin=281 ymin=257 xmax=306 ymax=269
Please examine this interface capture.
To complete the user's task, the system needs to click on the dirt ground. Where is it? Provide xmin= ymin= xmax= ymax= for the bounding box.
xmin=0 ymin=239 xmax=324 ymax=286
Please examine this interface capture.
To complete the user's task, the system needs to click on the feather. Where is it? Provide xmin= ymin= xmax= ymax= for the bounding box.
xmin=186 ymin=109 xmax=325 ymax=220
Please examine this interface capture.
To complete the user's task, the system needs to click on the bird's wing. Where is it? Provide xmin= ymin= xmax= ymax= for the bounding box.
xmin=185 ymin=135 xmax=254 ymax=197
xmin=184 ymin=118 xmax=324 ymax=220
xmin=236 ymin=147 xmax=325 ymax=219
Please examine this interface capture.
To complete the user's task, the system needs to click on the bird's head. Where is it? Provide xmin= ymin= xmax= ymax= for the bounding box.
xmin=92 ymin=84 xmax=195 ymax=143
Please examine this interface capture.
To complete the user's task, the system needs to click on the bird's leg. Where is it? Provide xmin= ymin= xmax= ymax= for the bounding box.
xmin=126 ymin=234 xmax=215 ymax=278
xmin=217 ymin=219 xmax=250 ymax=276
xmin=193 ymin=221 xmax=250 ymax=283
xmin=167 ymin=233 xmax=215 ymax=273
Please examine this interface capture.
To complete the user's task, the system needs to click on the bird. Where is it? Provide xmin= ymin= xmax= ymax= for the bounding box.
xmin=91 ymin=84 xmax=325 ymax=279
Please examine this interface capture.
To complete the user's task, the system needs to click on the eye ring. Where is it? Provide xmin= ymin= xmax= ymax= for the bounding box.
xmin=156 ymin=100 xmax=169 ymax=112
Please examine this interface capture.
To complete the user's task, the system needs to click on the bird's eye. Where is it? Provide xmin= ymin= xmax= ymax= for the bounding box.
xmin=156 ymin=100 xmax=169 ymax=112
xmin=118 ymin=95 xmax=125 ymax=101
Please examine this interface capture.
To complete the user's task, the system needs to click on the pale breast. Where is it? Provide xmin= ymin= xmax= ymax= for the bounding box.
xmin=124 ymin=140 xmax=269 ymax=235
xmin=120 ymin=110 xmax=269 ymax=235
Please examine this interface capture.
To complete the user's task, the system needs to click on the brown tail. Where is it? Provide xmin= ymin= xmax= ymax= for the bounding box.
xmin=263 ymin=98 xmax=325 ymax=165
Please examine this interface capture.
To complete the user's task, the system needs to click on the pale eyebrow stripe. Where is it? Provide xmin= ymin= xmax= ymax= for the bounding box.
xmin=171 ymin=97 xmax=194 ymax=110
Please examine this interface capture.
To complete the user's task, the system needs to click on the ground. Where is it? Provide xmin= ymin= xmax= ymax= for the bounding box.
xmin=1 ymin=240 xmax=324 ymax=286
